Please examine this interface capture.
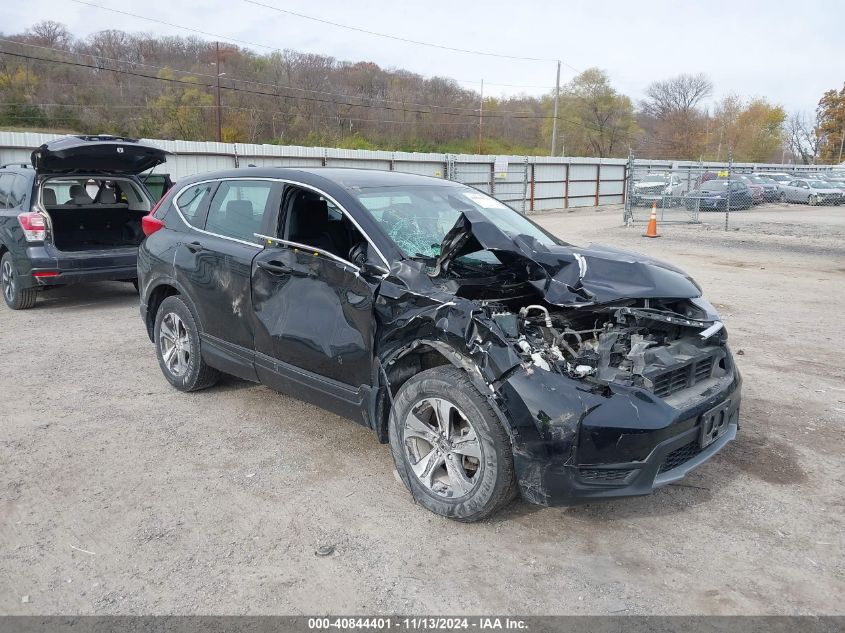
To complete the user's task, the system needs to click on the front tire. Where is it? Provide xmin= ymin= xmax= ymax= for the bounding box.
xmin=154 ymin=295 xmax=219 ymax=391
xmin=388 ymin=366 xmax=517 ymax=522
xmin=808 ymin=194 xmax=818 ymax=206
xmin=1 ymin=252 xmax=37 ymax=310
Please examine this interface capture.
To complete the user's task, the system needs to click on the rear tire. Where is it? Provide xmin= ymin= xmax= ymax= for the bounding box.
xmin=154 ymin=295 xmax=219 ymax=392
xmin=1 ymin=252 xmax=37 ymax=310
xmin=808 ymin=194 xmax=818 ymax=206
xmin=779 ymin=192 xmax=787 ymax=203
xmin=388 ymin=366 xmax=517 ymax=522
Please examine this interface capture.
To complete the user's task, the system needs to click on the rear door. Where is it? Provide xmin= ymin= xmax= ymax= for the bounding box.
xmin=31 ymin=136 xmax=169 ymax=175
xmin=172 ymin=178 xmax=281 ymax=371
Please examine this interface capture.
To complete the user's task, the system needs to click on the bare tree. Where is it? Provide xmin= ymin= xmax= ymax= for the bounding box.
xmin=638 ymin=73 xmax=712 ymax=159
xmin=24 ymin=20 xmax=72 ymax=48
xmin=641 ymin=73 xmax=713 ymax=119
xmin=787 ymin=112 xmax=823 ymax=164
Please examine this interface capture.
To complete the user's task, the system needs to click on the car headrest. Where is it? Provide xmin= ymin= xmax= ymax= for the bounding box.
xmin=225 ymin=199 xmax=254 ymax=223
xmin=295 ymin=198 xmax=329 ymax=236
xmin=69 ymin=184 xmax=93 ymax=204
xmin=42 ymin=188 xmax=57 ymax=206
xmin=99 ymin=188 xmax=117 ymax=204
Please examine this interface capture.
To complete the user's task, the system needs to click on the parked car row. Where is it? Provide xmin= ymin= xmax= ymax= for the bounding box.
xmin=633 ymin=169 xmax=845 ymax=211
xmin=1 ymin=135 xmax=742 ymax=521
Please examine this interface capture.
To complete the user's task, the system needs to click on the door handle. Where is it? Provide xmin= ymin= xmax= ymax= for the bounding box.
xmin=185 ymin=241 xmax=206 ymax=253
xmin=257 ymin=260 xmax=289 ymax=276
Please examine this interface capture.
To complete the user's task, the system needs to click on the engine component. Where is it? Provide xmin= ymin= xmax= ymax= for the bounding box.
xmin=519 ymin=305 xmax=552 ymax=328
xmin=486 ymin=298 xmax=727 ymax=396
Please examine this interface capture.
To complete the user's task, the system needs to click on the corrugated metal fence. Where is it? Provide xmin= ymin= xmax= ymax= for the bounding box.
xmin=0 ymin=131 xmax=835 ymax=214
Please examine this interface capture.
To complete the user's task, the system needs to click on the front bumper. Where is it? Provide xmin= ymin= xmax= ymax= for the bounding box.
xmin=496 ymin=360 xmax=741 ymax=506
xmin=685 ymin=197 xmax=725 ymax=210
xmin=633 ymin=192 xmax=673 ymax=205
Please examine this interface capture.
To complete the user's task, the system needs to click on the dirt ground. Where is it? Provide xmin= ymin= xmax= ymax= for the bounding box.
xmin=1 ymin=203 xmax=843 ymax=615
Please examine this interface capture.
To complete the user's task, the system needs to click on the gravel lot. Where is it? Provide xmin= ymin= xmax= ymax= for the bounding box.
xmin=1 ymin=203 xmax=843 ymax=615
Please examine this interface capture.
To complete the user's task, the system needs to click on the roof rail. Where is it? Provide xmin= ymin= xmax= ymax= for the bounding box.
xmin=0 ymin=163 xmax=33 ymax=169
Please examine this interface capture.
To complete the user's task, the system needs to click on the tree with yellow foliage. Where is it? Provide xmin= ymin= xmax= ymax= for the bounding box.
xmin=816 ymin=85 xmax=845 ymax=164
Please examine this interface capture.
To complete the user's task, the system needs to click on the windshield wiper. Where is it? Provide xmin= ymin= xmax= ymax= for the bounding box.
xmin=410 ymin=253 xmax=438 ymax=264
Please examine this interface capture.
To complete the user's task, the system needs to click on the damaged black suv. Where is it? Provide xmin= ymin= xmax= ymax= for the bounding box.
xmin=138 ymin=168 xmax=741 ymax=521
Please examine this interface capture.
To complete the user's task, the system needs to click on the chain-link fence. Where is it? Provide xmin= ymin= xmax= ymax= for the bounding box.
xmin=623 ymin=154 xmax=761 ymax=228
xmin=625 ymin=157 xmax=706 ymax=224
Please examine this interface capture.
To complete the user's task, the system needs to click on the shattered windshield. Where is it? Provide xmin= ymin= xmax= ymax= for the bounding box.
xmin=353 ymin=185 xmax=559 ymax=260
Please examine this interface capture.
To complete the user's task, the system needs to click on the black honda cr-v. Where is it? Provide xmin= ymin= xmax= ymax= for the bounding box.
xmin=138 ymin=167 xmax=741 ymax=521
xmin=0 ymin=135 xmax=169 ymax=309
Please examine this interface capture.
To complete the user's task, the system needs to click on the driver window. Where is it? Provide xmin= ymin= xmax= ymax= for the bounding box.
xmin=280 ymin=186 xmax=365 ymax=263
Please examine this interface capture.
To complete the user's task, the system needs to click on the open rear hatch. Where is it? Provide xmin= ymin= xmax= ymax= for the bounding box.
xmin=31 ymin=135 xmax=170 ymax=175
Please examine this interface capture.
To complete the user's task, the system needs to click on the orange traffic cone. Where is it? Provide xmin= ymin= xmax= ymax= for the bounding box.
xmin=643 ymin=202 xmax=660 ymax=238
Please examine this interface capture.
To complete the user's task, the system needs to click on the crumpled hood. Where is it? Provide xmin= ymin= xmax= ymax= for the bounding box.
xmin=434 ymin=208 xmax=701 ymax=306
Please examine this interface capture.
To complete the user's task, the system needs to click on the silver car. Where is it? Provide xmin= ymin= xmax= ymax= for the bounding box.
xmin=779 ymin=179 xmax=844 ymax=205
xmin=632 ymin=172 xmax=687 ymax=207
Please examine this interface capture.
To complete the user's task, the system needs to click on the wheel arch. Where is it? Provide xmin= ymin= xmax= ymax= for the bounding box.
xmin=373 ymin=339 xmax=503 ymax=444
xmin=144 ymin=278 xmax=202 ymax=342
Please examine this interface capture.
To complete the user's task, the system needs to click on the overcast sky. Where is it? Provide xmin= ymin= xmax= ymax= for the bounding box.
xmin=4 ymin=0 xmax=843 ymax=113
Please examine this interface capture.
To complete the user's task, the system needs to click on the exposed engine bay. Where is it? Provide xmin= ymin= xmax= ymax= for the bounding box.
xmin=481 ymin=298 xmax=728 ymax=398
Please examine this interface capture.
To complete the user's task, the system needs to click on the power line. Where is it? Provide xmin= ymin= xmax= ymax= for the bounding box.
xmin=68 ymin=0 xmax=281 ymax=53
xmin=0 ymin=37 xmax=545 ymax=117
xmin=0 ymin=49 xmax=556 ymax=121
xmin=242 ymin=0 xmax=575 ymax=67
xmin=68 ymin=0 xmax=571 ymax=87
xmin=1 ymin=101 xmax=480 ymax=126
xmin=455 ymin=78 xmax=556 ymax=90
xmin=0 ymin=49 xmax=680 ymax=148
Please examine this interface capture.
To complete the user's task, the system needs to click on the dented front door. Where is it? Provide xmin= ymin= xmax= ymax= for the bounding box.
xmin=251 ymin=245 xmax=376 ymax=391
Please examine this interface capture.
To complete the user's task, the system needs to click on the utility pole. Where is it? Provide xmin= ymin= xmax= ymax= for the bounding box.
xmin=838 ymin=129 xmax=845 ymax=164
xmin=215 ymin=41 xmax=222 ymax=143
xmin=477 ymin=79 xmax=484 ymax=154
xmin=725 ymin=148 xmax=733 ymax=232
xmin=550 ymin=60 xmax=561 ymax=156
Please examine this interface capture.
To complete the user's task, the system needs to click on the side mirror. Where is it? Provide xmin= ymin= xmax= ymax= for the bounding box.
xmin=350 ymin=242 xmax=389 ymax=276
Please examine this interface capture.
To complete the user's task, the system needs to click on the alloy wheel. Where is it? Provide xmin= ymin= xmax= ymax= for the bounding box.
xmin=402 ymin=397 xmax=483 ymax=499
xmin=1 ymin=260 xmax=14 ymax=304
xmin=159 ymin=312 xmax=191 ymax=376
